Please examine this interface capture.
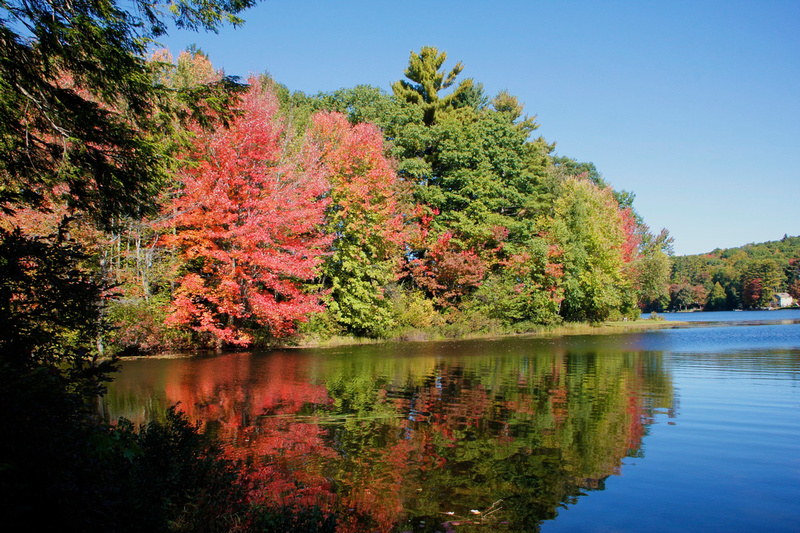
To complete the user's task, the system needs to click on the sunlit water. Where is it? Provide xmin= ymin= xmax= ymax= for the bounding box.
xmin=105 ymin=310 xmax=800 ymax=532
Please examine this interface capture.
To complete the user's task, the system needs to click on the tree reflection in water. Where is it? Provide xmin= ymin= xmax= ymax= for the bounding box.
xmin=105 ymin=343 xmax=675 ymax=531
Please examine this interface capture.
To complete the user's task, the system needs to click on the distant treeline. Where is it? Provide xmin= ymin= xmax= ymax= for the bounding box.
xmin=664 ymin=235 xmax=800 ymax=311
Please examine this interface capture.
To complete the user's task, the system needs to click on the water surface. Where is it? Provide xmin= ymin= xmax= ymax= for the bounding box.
xmin=105 ymin=316 xmax=800 ymax=532
xmin=662 ymin=307 xmax=800 ymax=323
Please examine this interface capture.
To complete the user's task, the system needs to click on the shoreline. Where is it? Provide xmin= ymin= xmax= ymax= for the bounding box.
xmin=290 ymin=319 xmax=687 ymax=349
xmin=116 ymin=318 xmax=687 ymax=360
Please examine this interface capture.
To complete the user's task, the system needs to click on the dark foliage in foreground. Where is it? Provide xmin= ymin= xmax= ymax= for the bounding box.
xmin=0 ymin=366 xmax=337 ymax=532
xmin=0 ymin=366 xmax=242 ymax=532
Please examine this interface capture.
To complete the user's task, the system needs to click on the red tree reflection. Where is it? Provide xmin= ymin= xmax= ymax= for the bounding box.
xmin=116 ymin=350 xmax=672 ymax=530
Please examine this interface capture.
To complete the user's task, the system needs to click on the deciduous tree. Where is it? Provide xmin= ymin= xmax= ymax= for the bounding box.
xmin=541 ymin=177 xmax=636 ymax=322
xmin=164 ymin=83 xmax=330 ymax=346
xmin=634 ymin=226 xmax=673 ymax=311
xmin=404 ymin=232 xmax=487 ymax=307
xmin=466 ymin=239 xmax=564 ymax=325
xmin=309 ymin=111 xmax=407 ymax=336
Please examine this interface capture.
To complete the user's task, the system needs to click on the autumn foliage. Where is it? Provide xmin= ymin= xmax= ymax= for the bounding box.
xmin=308 ymin=112 xmax=408 ymax=334
xmin=164 ymin=82 xmax=331 ymax=345
xmin=310 ymin=111 xmax=406 ymax=251
xmin=89 ymin=50 xmax=682 ymax=348
xmin=405 ymin=232 xmax=487 ymax=306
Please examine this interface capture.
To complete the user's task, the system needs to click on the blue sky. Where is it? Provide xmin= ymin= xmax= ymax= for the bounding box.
xmin=156 ymin=0 xmax=799 ymax=256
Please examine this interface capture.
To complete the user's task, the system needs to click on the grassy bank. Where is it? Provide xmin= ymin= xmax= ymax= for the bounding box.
xmin=290 ymin=316 xmax=686 ymax=350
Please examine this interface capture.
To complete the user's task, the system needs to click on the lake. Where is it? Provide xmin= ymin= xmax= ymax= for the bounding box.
xmin=104 ymin=310 xmax=800 ymax=532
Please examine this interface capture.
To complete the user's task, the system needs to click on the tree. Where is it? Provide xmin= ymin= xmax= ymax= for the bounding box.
xmin=666 ymin=236 xmax=800 ymax=311
xmin=466 ymin=239 xmax=564 ymax=326
xmin=388 ymin=49 xmax=555 ymax=250
xmin=541 ymin=177 xmax=636 ymax=322
xmin=786 ymin=258 xmax=800 ymax=298
xmin=420 ymin=106 xmax=552 ymax=251
xmin=391 ymin=46 xmax=474 ymax=126
xmin=789 ymin=278 xmax=800 ymax=301
xmin=312 ymin=85 xmax=400 ymax=127
xmin=309 ymin=111 xmax=407 ymax=336
xmin=404 ymin=232 xmax=488 ymax=308
xmin=153 ymin=46 xmax=221 ymax=89
xmin=741 ymin=259 xmax=785 ymax=308
xmin=0 ymin=0 xmax=254 ymax=226
xmin=385 ymin=103 xmax=553 ymax=257
xmin=635 ymin=227 xmax=673 ymax=311
xmin=549 ymin=155 xmax=638 ymax=213
xmin=669 ymin=283 xmax=694 ymax=311
xmin=0 ymin=228 xmax=112 ymax=386
xmin=164 ymin=82 xmax=331 ymax=347
xmin=387 ymin=50 xmax=563 ymax=314
xmin=692 ymin=283 xmax=708 ymax=308
xmin=706 ymin=282 xmax=728 ymax=310
xmin=742 ymin=277 xmax=764 ymax=308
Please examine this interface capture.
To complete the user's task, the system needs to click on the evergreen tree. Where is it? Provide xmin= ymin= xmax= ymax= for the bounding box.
xmin=391 ymin=46 xmax=474 ymax=126
xmin=706 ymin=282 xmax=728 ymax=310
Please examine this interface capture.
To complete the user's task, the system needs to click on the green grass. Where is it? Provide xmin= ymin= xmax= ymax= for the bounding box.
xmin=289 ymin=317 xmax=685 ymax=349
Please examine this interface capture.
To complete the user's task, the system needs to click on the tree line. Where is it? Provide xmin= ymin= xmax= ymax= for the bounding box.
xmin=665 ymin=235 xmax=800 ymax=311
xmin=5 ymin=43 xmax=677 ymax=354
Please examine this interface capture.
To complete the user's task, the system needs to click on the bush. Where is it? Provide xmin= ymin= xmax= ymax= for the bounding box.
xmin=392 ymin=289 xmax=441 ymax=330
xmin=108 ymin=296 xmax=193 ymax=355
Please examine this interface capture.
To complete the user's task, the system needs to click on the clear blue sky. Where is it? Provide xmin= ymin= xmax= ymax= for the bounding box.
xmin=156 ymin=0 xmax=799 ymax=256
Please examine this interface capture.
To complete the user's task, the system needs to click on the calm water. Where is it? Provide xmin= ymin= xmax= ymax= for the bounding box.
xmin=104 ymin=310 xmax=800 ymax=532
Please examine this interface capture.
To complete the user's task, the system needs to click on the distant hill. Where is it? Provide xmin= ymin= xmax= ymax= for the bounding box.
xmin=665 ymin=235 xmax=800 ymax=311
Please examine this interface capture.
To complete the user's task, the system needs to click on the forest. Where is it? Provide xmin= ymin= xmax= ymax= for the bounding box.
xmin=4 ymin=42 xmax=679 ymax=355
xmin=666 ymin=235 xmax=800 ymax=311
xmin=1 ymin=1 xmax=795 ymax=530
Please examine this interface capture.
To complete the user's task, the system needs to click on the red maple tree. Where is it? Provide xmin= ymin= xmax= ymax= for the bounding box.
xmin=405 ymin=232 xmax=487 ymax=306
xmin=309 ymin=111 xmax=406 ymax=250
xmin=163 ymin=82 xmax=331 ymax=346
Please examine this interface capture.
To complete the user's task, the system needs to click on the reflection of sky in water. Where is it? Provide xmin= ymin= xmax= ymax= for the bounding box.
xmin=662 ymin=308 xmax=800 ymax=322
xmin=492 ymin=322 xmax=800 ymax=360
xmin=638 ymin=323 xmax=800 ymax=355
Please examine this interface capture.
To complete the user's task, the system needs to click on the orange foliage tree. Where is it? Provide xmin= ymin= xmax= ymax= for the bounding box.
xmin=308 ymin=112 xmax=408 ymax=335
xmin=163 ymin=82 xmax=331 ymax=346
